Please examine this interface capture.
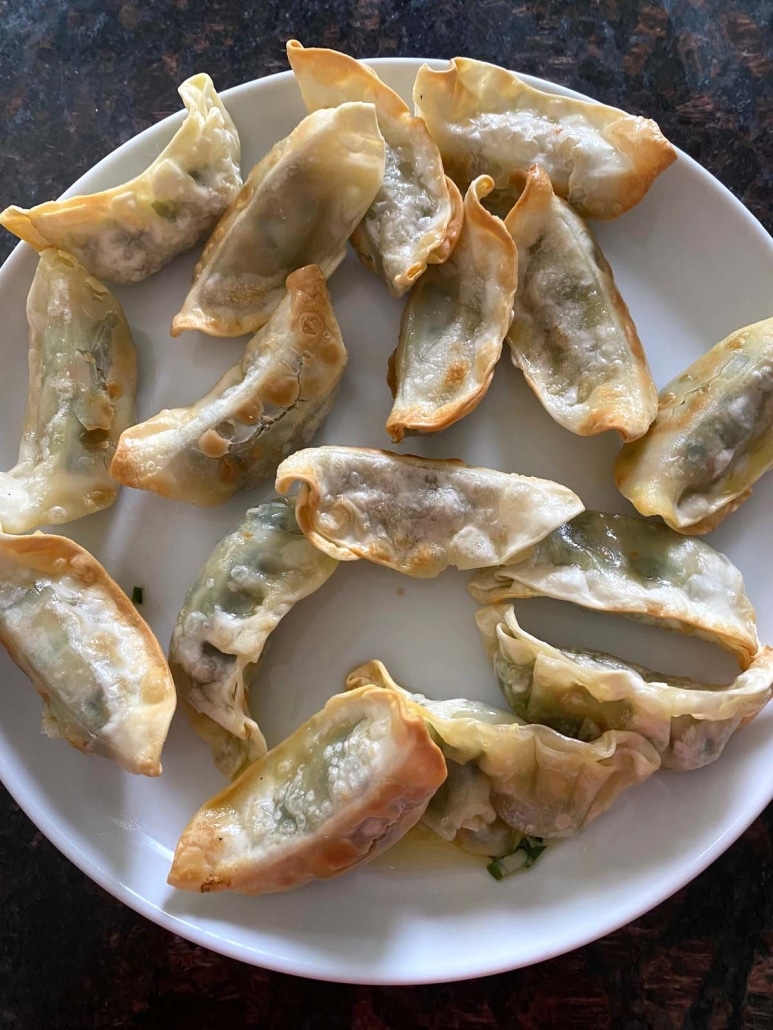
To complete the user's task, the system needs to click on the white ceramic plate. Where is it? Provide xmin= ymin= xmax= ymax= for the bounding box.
xmin=1 ymin=59 xmax=772 ymax=985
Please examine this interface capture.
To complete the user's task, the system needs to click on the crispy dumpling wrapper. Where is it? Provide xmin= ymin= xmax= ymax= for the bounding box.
xmin=1 ymin=75 xmax=241 ymax=284
xmin=477 ymin=604 xmax=773 ymax=771
xmin=171 ymin=102 xmax=385 ymax=337
xmin=0 ymin=249 xmax=137 ymax=534
xmin=169 ymin=500 xmax=338 ymax=779
xmin=386 ymin=175 xmax=517 ymax=441
xmin=346 ymin=661 xmax=660 ymax=849
xmin=0 ymin=532 xmax=176 ymax=775
xmin=168 ymin=685 xmax=447 ymax=894
xmin=111 ymin=265 xmax=347 ymax=506
xmin=427 ymin=178 xmax=464 ymax=265
xmin=504 ymin=165 xmax=657 ymax=441
xmin=286 ymin=40 xmax=461 ymax=296
xmin=468 ymin=511 xmax=760 ymax=667
xmin=275 ymin=445 xmax=584 ymax=578
xmin=413 ymin=58 xmax=676 ymax=220
xmin=615 ymin=317 xmax=773 ymax=534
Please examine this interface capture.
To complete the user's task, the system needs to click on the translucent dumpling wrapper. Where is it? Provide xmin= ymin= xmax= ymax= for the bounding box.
xmin=0 ymin=75 xmax=242 ymax=284
xmin=477 ymin=604 xmax=773 ymax=771
xmin=0 ymin=249 xmax=137 ymax=534
xmin=421 ymin=758 xmax=525 ymax=859
xmin=0 ymin=532 xmax=176 ymax=775
xmin=168 ymin=685 xmax=447 ymax=894
xmin=169 ymin=500 xmax=338 ymax=779
xmin=615 ymin=317 xmax=773 ymax=535
xmin=275 ymin=445 xmax=584 ymax=578
xmin=468 ymin=511 xmax=759 ymax=667
xmin=386 ymin=175 xmax=518 ymax=442
xmin=413 ymin=57 xmax=676 ymax=220
xmin=111 ymin=265 xmax=347 ymax=507
xmin=171 ymin=102 xmax=385 ymax=337
xmin=504 ymin=165 xmax=657 ymax=441
xmin=286 ymin=40 xmax=462 ymax=297
xmin=346 ymin=661 xmax=660 ymax=852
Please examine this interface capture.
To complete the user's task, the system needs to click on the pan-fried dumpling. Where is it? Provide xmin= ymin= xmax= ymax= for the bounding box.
xmin=477 ymin=605 xmax=773 ymax=771
xmin=413 ymin=58 xmax=676 ymax=220
xmin=0 ymin=532 xmax=176 ymax=775
xmin=0 ymin=250 xmax=137 ymax=534
xmin=171 ymin=102 xmax=385 ymax=337
xmin=615 ymin=318 xmax=773 ymax=534
xmin=0 ymin=76 xmax=241 ymax=284
xmin=386 ymin=175 xmax=517 ymax=441
xmin=111 ymin=266 xmax=347 ymax=506
xmin=468 ymin=511 xmax=759 ymax=667
xmin=346 ymin=661 xmax=660 ymax=853
xmin=286 ymin=40 xmax=461 ymax=297
xmin=275 ymin=445 xmax=584 ymax=578
xmin=168 ymin=685 xmax=447 ymax=894
xmin=169 ymin=500 xmax=338 ymax=779
xmin=504 ymin=165 xmax=657 ymax=441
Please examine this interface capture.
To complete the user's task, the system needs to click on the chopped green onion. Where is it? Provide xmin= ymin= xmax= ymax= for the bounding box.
xmin=519 ymin=835 xmax=547 ymax=867
xmin=487 ymin=851 xmax=527 ymax=880
xmin=131 ymin=586 xmax=144 ymax=605
xmin=487 ymin=836 xmax=547 ymax=881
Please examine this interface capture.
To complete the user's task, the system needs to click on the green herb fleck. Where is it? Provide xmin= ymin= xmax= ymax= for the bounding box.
xmin=131 ymin=586 xmax=144 ymax=605
xmin=487 ymin=836 xmax=547 ymax=881
xmin=151 ymin=199 xmax=177 ymax=220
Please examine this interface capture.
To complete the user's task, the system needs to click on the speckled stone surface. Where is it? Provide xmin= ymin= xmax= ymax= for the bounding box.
xmin=1 ymin=1 xmax=772 ymax=1025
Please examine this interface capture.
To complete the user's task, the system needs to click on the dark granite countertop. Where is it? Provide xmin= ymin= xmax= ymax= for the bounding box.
xmin=1 ymin=1 xmax=772 ymax=1025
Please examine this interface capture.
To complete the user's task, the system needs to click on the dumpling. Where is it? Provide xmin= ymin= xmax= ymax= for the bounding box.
xmin=0 ymin=250 xmax=137 ymax=534
xmin=275 ymin=445 xmax=584 ymax=577
xmin=286 ymin=40 xmax=461 ymax=296
xmin=111 ymin=265 xmax=347 ymax=506
xmin=386 ymin=175 xmax=518 ymax=441
xmin=168 ymin=685 xmax=447 ymax=894
xmin=346 ymin=661 xmax=660 ymax=852
xmin=413 ymin=58 xmax=676 ymax=220
xmin=0 ymin=75 xmax=241 ymax=284
xmin=169 ymin=500 xmax=338 ymax=779
xmin=504 ymin=165 xmax=657 ymax=441
xmin=615 ymin=317 xmax=773 ymax=534
xmin=171 ymin=102 xmax=385 ymax=337
xmin=477 ymin=604 xmax=773 ymax=771
xmin=0 ymin=531 xmax=176 ymax=775
xmin=468 ymin=511 xmax=759 ymax=667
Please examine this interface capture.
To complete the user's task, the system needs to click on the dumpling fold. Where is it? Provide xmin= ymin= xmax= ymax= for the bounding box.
xmin=275 ymin=445 xmax=584 ymax=578
xmin=503 ymin=164 xmax=657 ymax=441
xmin=615 ymin=317 xmax=773 ymax=534
xmin=1 ymin=75 xmax=242 ymax=283
xmin=169 ymin=500 xmax=338 ymax=779
xmin=168 ymin=685 xmax=447 ymax=894
xmin=386 ymin=175 xmax=517 ymax=441
xmin=413 ymin=57 xmax=676 ymax=220
xmin=286 ymin=40 xmax=461 ymax=296
xmin=477 ymin=604 xmax=773 ymax=771
xmin=0 ymin=532 xmax=176 ymax=775
xmin=468 ymin=512 xmax=760 ymax=667
xmin=111 ymin=265 xmax=347 ymax=506
xmin=171 ymin=102 xmax=385 ymax=337
xmin=346 ymin=660 xmax=660 ymax=855
xmin=0 ymin=249 xmax=137 ymax=533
